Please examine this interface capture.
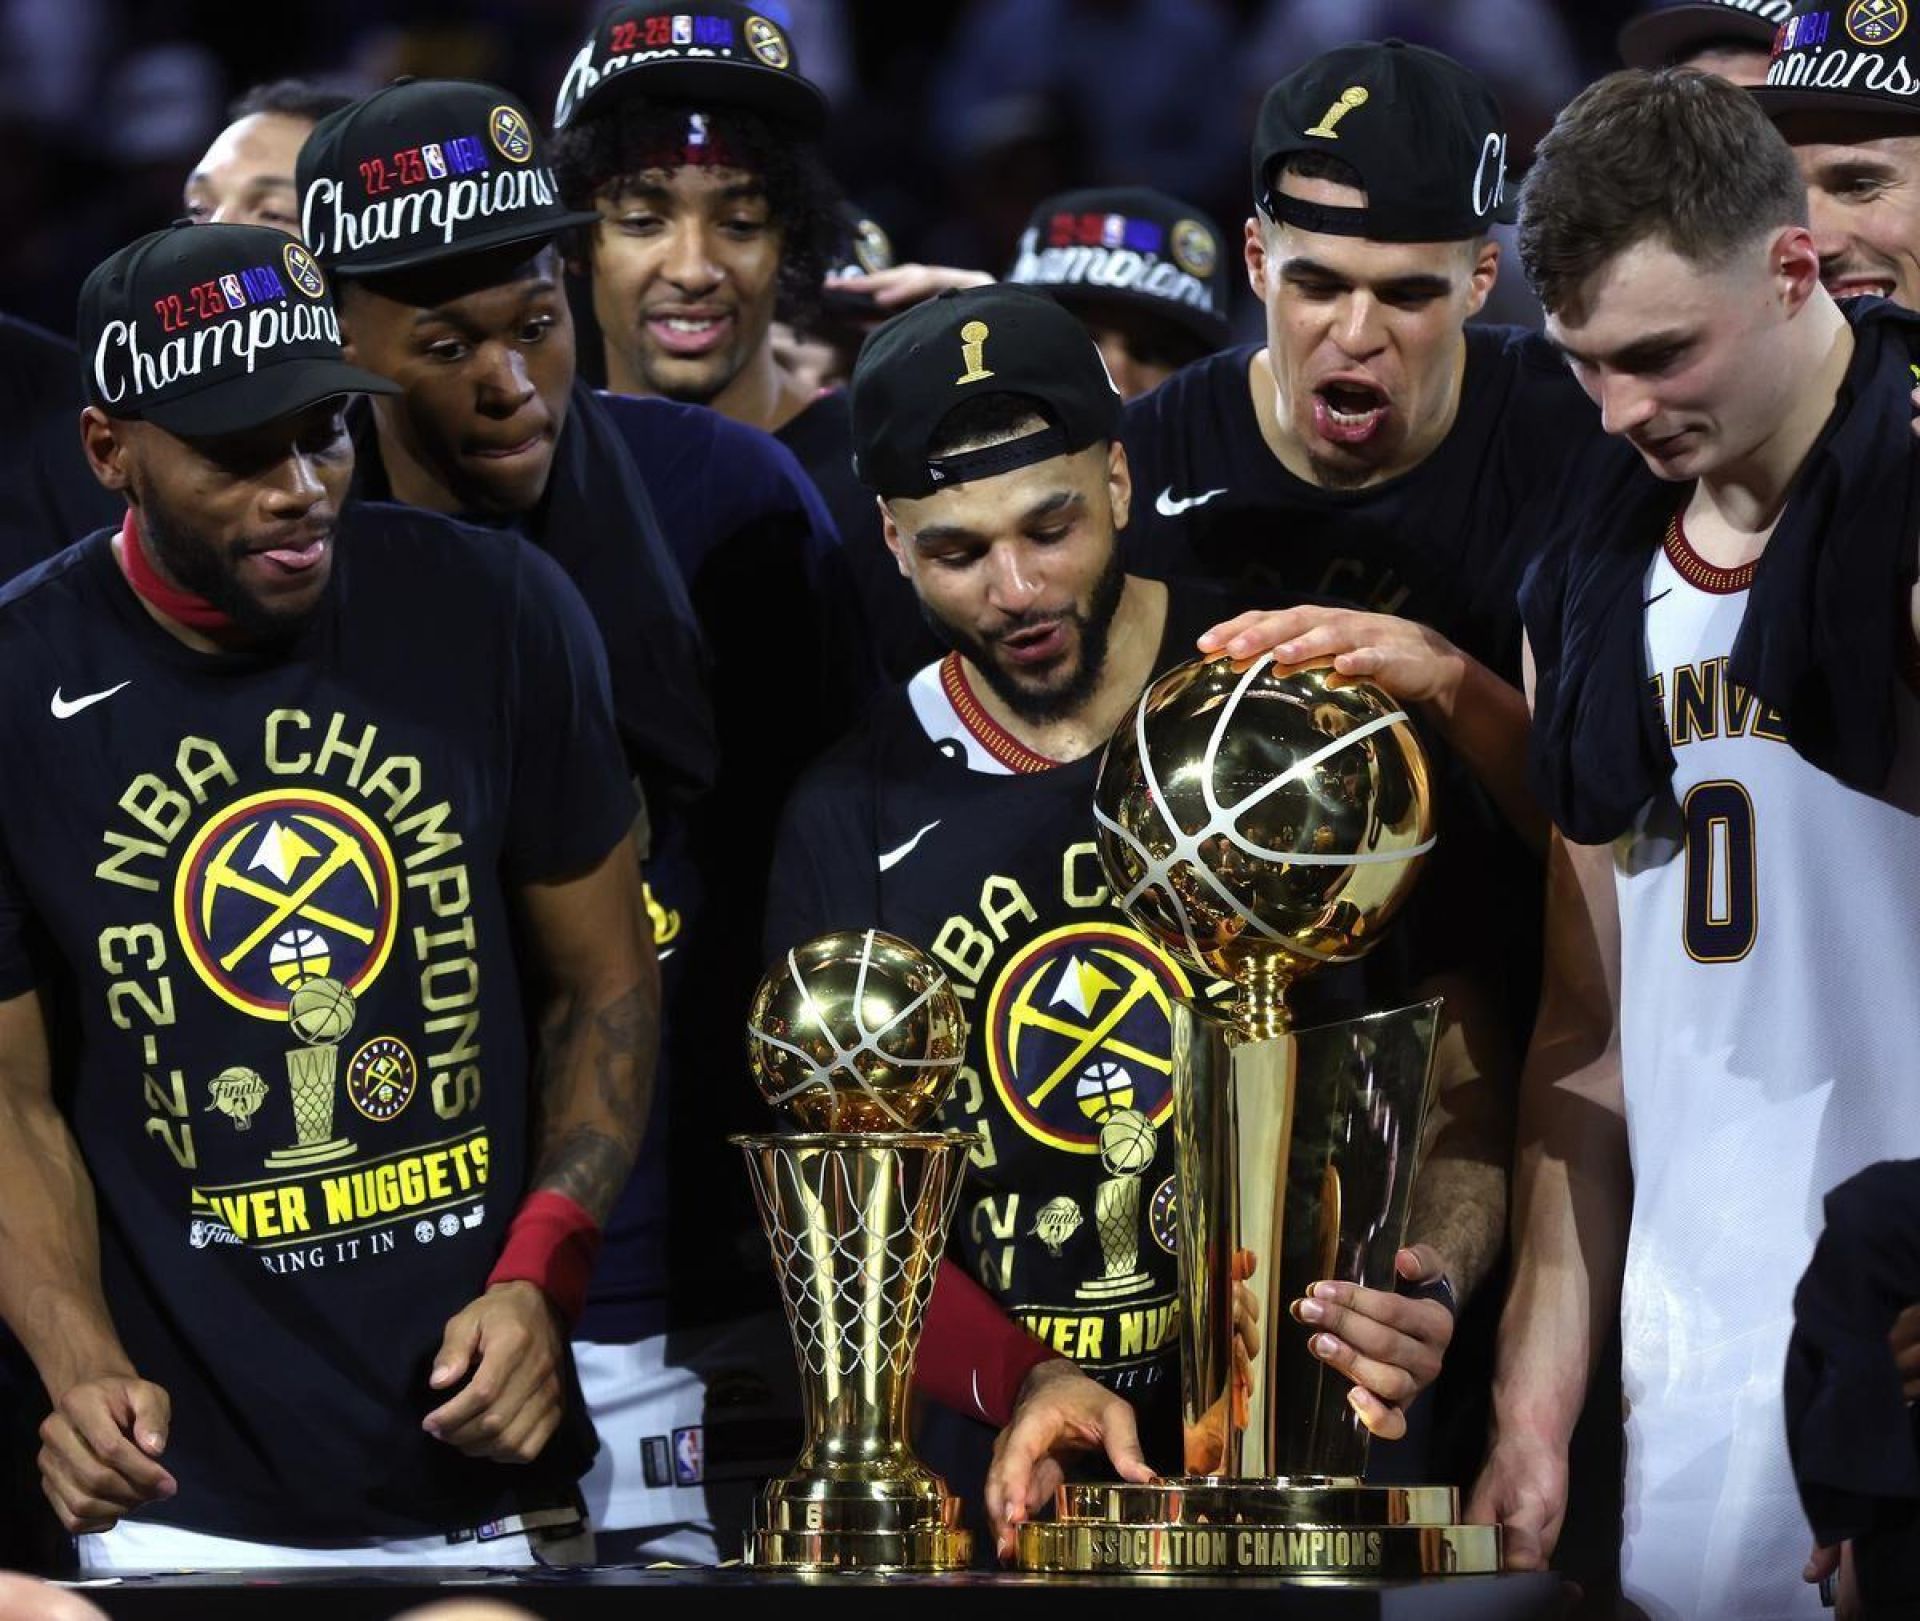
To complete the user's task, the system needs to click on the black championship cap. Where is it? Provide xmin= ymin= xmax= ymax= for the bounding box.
xmin=1253 ymin=39 xmax=1514 ymax=242
xmin=78 ymin=222 xmax=398 ymax=437
xmin=849 ymin=285 xmax=1123 ymax=501
xmin=1751 ymin=0 xmax=1920 ymax=126
xmin=552 ymin=1 xmax=828 ymax=133
xmin=298 ymin=79 xmax=599 ymax=277
xmin=1618 ymin=0 xmax=1792 ymax=68
xmin=1006 ymin=186 xmax=1231 ymax=352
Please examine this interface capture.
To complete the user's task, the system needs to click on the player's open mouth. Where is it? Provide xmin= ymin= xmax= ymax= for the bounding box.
xmin=1826 ymin=273 xmax=1897 ymax=300
xmin=999 ymin=619 xmax=1071 ymax=667
xmin=245 ymin=533 xmax=330 ymax=574
xmin=1312 ymin=379 xmax=1389 ymax=445
xmin=647 ymin=309 xmax=732 ymax=357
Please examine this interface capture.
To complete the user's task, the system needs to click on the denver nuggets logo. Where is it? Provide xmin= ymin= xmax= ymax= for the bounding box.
xmin=172 ymin=789 xmax=398 ymax=1020
xmin=745 ymin=15 xmax=791 ymax=68
xmin=489 ymin=105 xmax=535 ymax=164
xmin=346 ymin=1036 xmax=417 ymax=1123
xmin=1149 ymin=1174 xmax=1178 ymax=1254
xmin=282 ymin=242 xmax=326 ymax=300
xmin=985 ymin=923 xmax=1189 ymax=1154
xmin=1170 ymin=218 xmax=1216 ymax=279
xmin=1848 ymin=0 xmax=1908 ymax=42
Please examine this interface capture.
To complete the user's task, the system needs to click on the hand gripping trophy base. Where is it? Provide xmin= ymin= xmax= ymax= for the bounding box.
xmin=735 ymin=1130 xmax=978 ymax=1573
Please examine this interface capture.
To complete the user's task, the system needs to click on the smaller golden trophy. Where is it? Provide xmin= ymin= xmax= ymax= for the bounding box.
xmin=736 ymin=927 xmax=977 ymax=1570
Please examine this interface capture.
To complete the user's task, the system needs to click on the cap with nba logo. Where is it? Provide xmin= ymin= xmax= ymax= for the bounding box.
xmin=1617 ymin=0 xmax=1793 ymax=68
xmin=1751 ymin=0 xmax=1920 ymax=127
xmin=1007 ymin=186 xmax=1232 ymax=352
xmin=78 ymin=222 xmax=399 ymax=437
xmin=552 ymin=1 xmax=828 ymax=133
xmin=849 ymin=285 xmax=1124 ymax=500
xmin=297 ymin=78 xmax=600 ymax=278
xmin=1253 ymin=39 xmax=1515 ymax=242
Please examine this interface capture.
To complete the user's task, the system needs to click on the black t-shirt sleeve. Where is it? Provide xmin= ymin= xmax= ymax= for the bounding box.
xmin=0 ymin=828 xmax=38 ymax=1000
xmin=762 ymin=742 xmax=884 ymax=963
xmin=503 ymin=544 xmax=641 ymax=883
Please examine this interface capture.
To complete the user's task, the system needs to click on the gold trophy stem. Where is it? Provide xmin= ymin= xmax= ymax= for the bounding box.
xmin=1232 ymin=955 xmax=1296 ymax=1042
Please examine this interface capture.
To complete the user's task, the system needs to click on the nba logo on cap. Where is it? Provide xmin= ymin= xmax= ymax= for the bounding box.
xmin=672 ymin=12 xmax=693 ymax=43
xmin=220 ymin=274 xmax=247 ymax=310
xmin=1101 ymin=214 xmax=1126 ymax=249
xmin=422 ymin=142 xmax=448 ymax=180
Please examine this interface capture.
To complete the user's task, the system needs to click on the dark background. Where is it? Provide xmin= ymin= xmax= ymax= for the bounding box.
xmin=2 ymin=0 xmax=1652 ymax=339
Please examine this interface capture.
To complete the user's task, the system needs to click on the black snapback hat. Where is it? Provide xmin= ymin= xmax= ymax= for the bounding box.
xmin=1253 ymin=39 xmax=1514 ymax=242
xmin=79 ymin=222 xmax=398 ymax=438
xmin=298 ymin=78 xmax=599 ymax=277
xmin=850 ymin=285 xmax=1123 ymax=501
xmin=1618 ymin=0 xmax=1791 ymax=68
xmin=1751 ymin=0 xmax=1920 ymax=126
xmin=1006 ymin=186 xmax=1231 ymax=352
xmin=553 ymin=1 xmax=827 ymax=133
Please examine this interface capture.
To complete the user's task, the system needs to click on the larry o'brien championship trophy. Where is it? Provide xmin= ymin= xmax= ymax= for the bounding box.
xmin=1016 ymin=655 xmax=1501 ymax=1577
xmin=735 ymin=928 xmax=978 ymax=1570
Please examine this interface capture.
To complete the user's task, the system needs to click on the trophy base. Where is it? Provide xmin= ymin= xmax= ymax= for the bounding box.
xmin=745 ymin=1482 xmax=974 ymax=1572
xmin=263 ymin=1136 xmax=355 ymax=1168
xmin=1015 ymin=1479 xmax=1500 ymax=1576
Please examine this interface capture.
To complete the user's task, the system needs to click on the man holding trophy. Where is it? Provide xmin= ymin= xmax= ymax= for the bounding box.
xmin=764 ymin=283 xmax=1503 ymax=1562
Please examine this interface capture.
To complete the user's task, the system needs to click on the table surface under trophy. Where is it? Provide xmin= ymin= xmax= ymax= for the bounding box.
xmin=71 ymin=1566 xmax=1570 ymax=1620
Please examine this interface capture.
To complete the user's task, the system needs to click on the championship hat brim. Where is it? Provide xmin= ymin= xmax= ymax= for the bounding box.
xmin=1749 ymin=82 xmax=1920 ymax=125
xmin=1617 ymin=5 xmax=1782 ymax=67
xmin=324 ymin=209 xmax=604 ymax=280
xmin=141 ymin=359 xmax=401 ymax=439
xmin=564 ymin=55 xmax=827 ymax=132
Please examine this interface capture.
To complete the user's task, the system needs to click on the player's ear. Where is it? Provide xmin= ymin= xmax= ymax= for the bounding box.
xmin=878 ymin=496 xmax=911 ymax=578
xmin=1244 ymin=216 xmax=1269 ymax=301
xmin=1770 ymin=224 xmax=1822 ymax=315
xmin=79 ymin=407 xmax=132 ymax=494
xmin=1107 ymin=439 xmax=1132 ymax=533
xmin=1463 ymin=236 xmax=1500 ymax=318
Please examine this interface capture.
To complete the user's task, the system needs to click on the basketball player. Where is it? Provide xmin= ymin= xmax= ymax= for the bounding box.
xmin=549 ymin=0 xmax=947 ymax=680
xmin=184 ymin=80 xmax=354 ymax=233
xmin=1616 ymin=0 xmax=1791 ymax=83
xmin=767 ymin=284 xmax=1511 ymax=1555
xmin=0 ymin=222 xmax=657 ymax=1566
xmin=1754 ymin=0 xmax=1920 ymax=312
xmin=1005 ymin=187 xmax=1234 ymax=402
xmin=1467 ymin=69 xmax=1920 ymax=1618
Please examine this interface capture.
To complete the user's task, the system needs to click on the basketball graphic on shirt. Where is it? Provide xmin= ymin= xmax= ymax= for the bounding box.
xmin=985 ymin=922 xmax=1188 ymax=1154
xmin=287 ymin=976 xmax=356 ymax=1045
xmin=269 ymin=927 xmax=332 ymax=988
xmin=1097 ymin=1107 xmax=1158 ymax=1176
xmin=1074 ymin=1060 xmax=1136 ymax=1120
xmin=173 ymin=789 xmax=398 ymax=1020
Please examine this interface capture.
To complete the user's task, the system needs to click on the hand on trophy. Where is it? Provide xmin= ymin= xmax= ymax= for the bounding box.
xmin=1292 ymin=1243 xmax=1455 ymax=1441
xmin=983 ymin=1358 xmax=1157 ymax=1561
xmin=1197 ymin=606 xmax=1469 ymax=709
xmin=423 ymin=1281 xmax=566 ymax=1463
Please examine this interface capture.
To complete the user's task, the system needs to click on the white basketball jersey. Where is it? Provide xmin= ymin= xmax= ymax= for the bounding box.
xmin=1613 ymin=525 xmax=1920 ymax=1619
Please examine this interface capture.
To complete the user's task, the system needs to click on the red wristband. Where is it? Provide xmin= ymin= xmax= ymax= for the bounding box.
xmin=914 ymin=1258 xmax=1064 ymax=1427
xmin=486 ymin=1190 xmax=602 ymax=1326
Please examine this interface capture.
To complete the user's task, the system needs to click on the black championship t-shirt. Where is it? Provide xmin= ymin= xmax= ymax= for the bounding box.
xmin=764 ymin=586 xmax=1374 ymax=1463
xmin=0 ymin=509 xmax=636 ymax=1540
xmin=776 ymin=388 xmax=946 ymax=683
xmin=1120 ymin=327 xmax=1600 ymax=681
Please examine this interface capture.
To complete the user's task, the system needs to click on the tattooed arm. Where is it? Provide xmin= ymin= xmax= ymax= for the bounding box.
xmin=422 ymin=832 xmax=659 ymax=1464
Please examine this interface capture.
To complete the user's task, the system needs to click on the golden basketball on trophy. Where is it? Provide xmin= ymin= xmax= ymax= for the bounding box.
xmin=735 ymin=927 xmax=979 ymax=1571
xmin=1016 ymin=655 xmax=1500 ymax=1577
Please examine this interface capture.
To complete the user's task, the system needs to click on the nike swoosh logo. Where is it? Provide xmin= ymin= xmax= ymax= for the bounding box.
xmin=1643 ymin=589 xmax=1673 ymax=609
xmin=1155 ymin=485 xmax=1227 ymax=517
xmin=50 ymin=681 xmax=131 ymax=719
xmin=878 ymin=819 xmax=942 ymax=873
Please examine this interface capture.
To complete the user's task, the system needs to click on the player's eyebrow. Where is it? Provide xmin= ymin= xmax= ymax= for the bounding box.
xmin=1279 ymin=256 xmax=1452 ymax=300
xmin=1550 ymin=326 xmax=1695 ymax=370
xmin=410 ymin=277 xmax=562 ymax=332
xmin=910 ymin=489 xmax=1082 ymax=547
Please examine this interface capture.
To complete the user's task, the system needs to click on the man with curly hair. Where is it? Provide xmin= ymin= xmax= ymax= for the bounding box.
xmin=552 ymin=0 xmax=941 ymax=678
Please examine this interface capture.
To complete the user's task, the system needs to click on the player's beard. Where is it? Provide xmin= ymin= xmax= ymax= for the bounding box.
xmin=139 ymin=486 xmax=322 ymax=641
xmin=926 ymin=547 xmax=1127 ymax=724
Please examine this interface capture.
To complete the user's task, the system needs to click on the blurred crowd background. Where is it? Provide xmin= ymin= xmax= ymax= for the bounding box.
xmin=0 ymin=0 xmax=1657 ymax=340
